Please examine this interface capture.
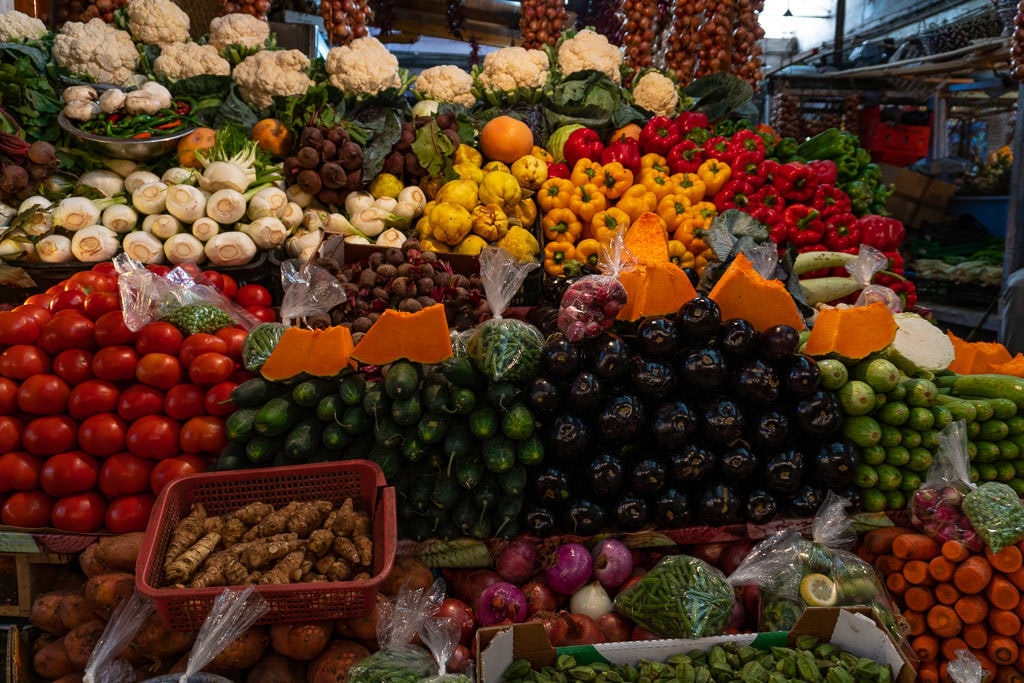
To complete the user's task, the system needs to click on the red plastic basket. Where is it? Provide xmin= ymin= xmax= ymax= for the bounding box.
xmin=135 ymin=460 xmax=396 ymax=631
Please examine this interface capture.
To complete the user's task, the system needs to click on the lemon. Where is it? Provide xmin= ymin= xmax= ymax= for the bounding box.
xmin=369 ymin=173 xmax=403 ymax=199
xmin=799 ymin=573 xmax=837 ymax=607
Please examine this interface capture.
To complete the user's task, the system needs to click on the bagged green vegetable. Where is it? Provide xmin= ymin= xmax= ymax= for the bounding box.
xmin=417 ymin=612 xmax=472 ymax=683
xmin=612 ymin=554 xmax=734 ymax=638
xmin=962 ymin=482 xmax=1024 ymax=554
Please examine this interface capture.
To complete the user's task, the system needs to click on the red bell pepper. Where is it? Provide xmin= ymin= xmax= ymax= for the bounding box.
xmin=750 ymin=185 xmax=784 ymax=214
xmin=714 ymin=179 xmax=755 ymax=212
xmin=639 ymin=116 xmax=682 ymax=156
xmin=675 ymin=111 xmax=709 ymax=134
xmin=564 ymin=128 xmax=604 ymax=169
xmin=884 ymin=249 xmax=905 ymax=274
xmin=783 ymin=204 xmax=824 ymax=247
xmin=822 ymin=213 xmax=861 ymax=251
xmin=774 ymin=161 xmax=818 ymax=202
xmin=732 ymin=150 xmax=767 ymax=188
xmin=812 ymin=185 xmax=852 ymax=217
xmin=666 ymin=139 xmax=704 ymax=175
xmin=808 ymin=159 xmax=838 ymax=186
xmin=702 ymin=135 xmax=735 ymax=165
xmin=547 ymin=162 xmax=570 ymax=180
xmin=727 ymin=129 xmax=767 ymax=161
xmin=857 ymin=216 xmax=906 ymax=251
xmin=768 ymin=222 xmax=789 ymax=246
xmin=761 ymin=159 xmax=779 ymax=185
xmin=600 ymin=136 xmax=641 ymax=176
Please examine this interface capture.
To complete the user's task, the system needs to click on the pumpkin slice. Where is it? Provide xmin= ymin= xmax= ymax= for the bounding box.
xmin=708 ymin=252 xmax=805 ymax=332
xmin=624 ymin=211 xmax=670 ymax=266
xmin=990 ymin=354 xmax=1024 ymax=378
xmin=305 ymin=325 xmax=356 ymax=377
xmin=260 ymin=326 xmax=316 ymax=381
xmin=616 ymin=212 xmax=697 ymax=321
xmin=351 ymin=303 xmax=453 ymax=365
xmin=947 ymin=331 xmax=1013 ymax=375
xmin=803 ymin=301 xmax=897 ymax=360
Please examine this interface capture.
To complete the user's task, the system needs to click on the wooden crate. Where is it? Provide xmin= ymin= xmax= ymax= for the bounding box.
xmin=0 ymin=552 xmax=74 ymax=618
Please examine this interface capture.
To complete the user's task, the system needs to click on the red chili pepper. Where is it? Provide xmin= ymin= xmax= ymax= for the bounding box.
xmin=154 ymin=120 xmax=182 ymax=131
xmin=131 ymin=132 xmax=153 ymax=139
xmin=639 ymin=116 xmax=682 ymax=156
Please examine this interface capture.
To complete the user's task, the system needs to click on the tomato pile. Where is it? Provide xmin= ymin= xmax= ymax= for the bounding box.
xmin=0 ymin=263 xmax=275 ymax=533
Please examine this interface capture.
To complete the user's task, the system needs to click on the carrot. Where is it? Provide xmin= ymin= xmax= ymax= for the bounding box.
xmin=911 ymin=634 xmax=939 ymax=662
xmin=989 ymin=609 xmax=1021 ymax=637
xmin=917 ymin=661 xmax=939 ymax=683
xmin=903 ymin=559 xmax=933 ymax=585
xmin=904 ymin=609 xmax=926 ymax=636
xmin=874 ymin=555 xmax=906 ymax=576
xmin=862 ymin=526 xmax=913 ymax=555
xmin=962 ymin=622 xmax=989 ymax=649
xmin=954 ymin=594 xmax=989 ymax=625
xmin=942 ymin=540 xmax=971 ymax=564
xmin=996 ymin=666 xmax=1024 ymax=683
xmin=892 ymin=533 xmax=940 ymax=561
xmin=935 ymin=582 xmax=961 ymax=606
xmin=885 ymin=572 xmax=908 ymax=596
xmin=904 ymin=586 xmax=936 ymax=613
xmin=941 ymin=636 xmax=969 ymax=662
xmin=954 ymin=555 xmax=994 ymax=594
xmin=1018 ymin=645 xmax=1024 ymax=671
xmin=986 ymin=575 xmax=1021 ymax=611
xmin=926 ymin=604 xmax=963 ymax=638
xmin=928 ymin=556 xmax=955 ymax=583
xmin=974 ymin=651 xmax=998 ymax=678
xmin=1005 ymin=567 xmax=1024 ymax=592
xmin=987 ymin=636 xmax=1020 ymax=666
xmin=987 ymin=545 xmax=1024 ymax=574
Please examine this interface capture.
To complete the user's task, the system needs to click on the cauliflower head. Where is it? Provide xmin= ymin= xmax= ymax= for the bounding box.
xmin=476 ymin=47 xmax=549 ymax=93
xmin=0 ymin=10 xmax=48 ymax=42
xmin=207 ymin=13 xmax=270 ymax=51
xmin=557 ymin=29 xmax=622 ymax=84
xmin=326 ymin=37 xmax=401 ymax=96
xmin=414 ymin=65 xmax=475 ymax=107
xmin=632 ymin=70 xmax=679 ymax=117
xmin=125 ymin=0 xmax=190 ymax=45
xmin=234 ymin=49 xmax=313 ymax=109
xmin=154 ymin=42 xmax=231 ymax=80
xmin=52 ymin=19 xmax=139 ymax=86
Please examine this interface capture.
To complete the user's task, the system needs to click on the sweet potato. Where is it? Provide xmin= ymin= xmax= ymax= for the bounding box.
xmin=64 ymin=619 xmax=106 ymax=668
xmin=59 ymin=591 xmax=96 ymax=631
xmin=248 ymin=652 xmax=308 ymax=683
xmin=94 ymin=532 xmax=145 ymax=572
xmin=307 ymin=639 xmax=371 ymax=683
xmin=83 ymin=572 xmax=134 ymax=616
xmin=210 ymin=626 xmax=270 ymax=671
xmin=334 ymin=594 xmax=383 ymax=641
xmin=132 ymin=613 xmax=197 ymax=660
xmin=270 ymin=621 xmax=333 ymax=661
xmin=33 ymin=637 xmax=76 ymax=680
xmin=78 ymin=543 xmax=110 ymax=577
xmin=380 ymin=557 xmax=434 ymax=596
xmin=31 ymin=591 xmax=75 ymax=635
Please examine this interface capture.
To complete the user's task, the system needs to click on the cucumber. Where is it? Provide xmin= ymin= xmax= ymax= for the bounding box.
xmin=878 ymin=424 xmax=902 ymax=448
xmin=900 ymin=471 xmax=922 ymax=492
xmin=316 ymin=395 xmax=345 ymax=423
xmin=936 ymin=395 xmax=978 ymax=423
xmin=292 ymin=379 xmax=335 ymax=408
xmin=841 ymin=415 xmax=882 ymax=447
xmin=391 ymin=395 xmax=423 ymax=426
xmin=482 ymin=436 xmax=516 ymax=473
xmin=339 ymin=405 xmax=371 ymax=435
xmin=418 ymin=413 xmax=450 ymax=444
xmin=902 ymin=378 xmax=938 ymax=407
xmin=860 ymin=444 xmax=886 ymax=466
xmin=254 ymin=397 xmax=304 ymax=437
xmin=816 ymin=359 xmax=848 ymax=391
xmin=978 ymin=419 xmax=1010 ymax=443
xmin=967 ymin=420 xmax=981 ymax=440
xmin=975 ymin=440 xmax=1002 ymax=463
xmin=502 ymin=403 xmax=536 ymax=440
xmin=876 ymin=401 xmax=909 ymax=427
xmin=920 ymin=429 xmax=941 ymax=450
xmin=838 ymin=380 xmax=876 ymax=416
xmin=338 ymin=374 xmax=366 ymax=406
xmin=967 ymin=440 xmax=978 ymax=461
xmin=374 ymin=415 xmax=404 ymax=449
xmin=446 ymin=387 xmax=477 ymax=415
xmin=906 ymin=406 xmax=935 ymax=432
xmin=1007 ymin=415 xmax=1024 ymax=436
xmin=468 ymin=406 xmax=499 ymax=439
xmin=441 ymin=356 xmax=483 ymax=389
xmin=899 ymin=428 xmax=922 ymax=449
xmin=516 ymin=435 xmax=545 ymax=466
xmin=953 ymin=374 xmax=1024 ymax=409
xmin=998 ymin=440 xmax=1019 ymax=461
xmin=854 ymin=463 xmax=878 ymax=488
xmin=906 ymin=447 xmax=933 ymax=473
xmin=851 ymin=358 xmax=901 ymax=393
xmin=989 ymin=397 xmax=1018 ymax=420
xmin=886 ymin=384 xmax=907 ymax=402
xmin=214 ymin=442 xmax=248 ymax=471
xmin=874 ymin=464 xmax=903 ymax=492
xmin=996 ymin=461 xmax=1016 ymax=482
xmin=930 ymin=405 xmax=953 ymax=429
xmin=230 ymin=377 xmax=282 ymax=408
xmin=884 ymin=445 xmax=909 ymax=467
xmin=225 ymin=408 xmax=258 ymax=442
xmin=246 ymin=435 xmax=280 ymax=465
xmin=967 ymin=399 xmax=995 ymax=423
xmin=322 ymin=423 xmax=352 ymax=451
xmin=284 ymin=418 xmax=322 ymax=461
xmin=487 ymin=382 xmax=521 ymax=410
xmin=421 ymin=383 xmax=450 ymax=414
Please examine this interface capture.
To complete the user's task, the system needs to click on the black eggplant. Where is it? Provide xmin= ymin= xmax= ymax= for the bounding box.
xmin=541 ymin=332 xmax=582 ymax=378
xmin=719 ymin=442 xmax=757 ymax=480
xmin=717 ymin=318 xmax=760 ymax=357
xmin=585 ymin=452 xmax=625 ymax=498
xmin=701 ymin=398 xmax=746 ymax=447
xmin=586 ymin=334 xmax=630 ymax=381
xmin=669 ymin=443 xmax=716 ymax=483
xmin=681 ymin=347 xmax=728 ymax=392
xmin=813 ymin=438 xmax=857 ymax=488
xmin=613 ymin=495 xmax=650 ymax=531
xmin=764 ymin=448 xmax=805 ymax=494
xmin=682 ymin=267 xmax=700 ymax=288
xmin=637 ymin=316 xmax=678 ymax=356
xmin=597 ymin=394 xmax=645 ymax=441
xmin=522 ymin=503 xmax=557 ymax=536
xmin=532 ymin=467 xmax=571 ymax=505
xmin=783 ymin=354 xmax=821 ymax=397
xmin=732 ymin=358 xmax=780 ymax=406
xmin=631 ymin=457 xmax=667 ymax=494
xmin=760 ymin=324 xmax=801 ymax=360
xmin=525 ymin=377 xmax=561 ymax=415
xmin=789 ymin=483 xmax=826 ymax=517
xmin=562 ymin=499 xmax=607 ymax=536
xmin=795 ymin=390 xmax=843 ymax=437
xmin=628 ymin=355 xmax=676 ymax=398
xmin=568 ymin=371 xmax=603 ymax=414
xmin=751 ymin=410 xmax=791 ymax=452
xmin=651 ymin=400 xmax=698 ymax=448
xmin=677 ymin=295 xmax=721 ymax=343
xmin=698 ymin=482 xmax=743 ymax=526
xmin=653 ymin=487 xmax=692 ymax=528
xmin=835 ymin=485 xmax=864 ymax=513
xmin=548 ymin=414 xmax=590 ymax=459
xmin=745 ymin=488 xmax=779 ymax=524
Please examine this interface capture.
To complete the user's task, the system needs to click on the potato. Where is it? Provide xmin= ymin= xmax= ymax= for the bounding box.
xmin=78 ymin=543 xmax=110 ymax=578
xmin=33 ymin=632 xmax=57 ymax=654
xmin=307 ymin=639 xmax=370 ymax=683
xmin=83 ymin=572 xmax=134 ymax=616
xmin=94 ymin=532 xmax=145 ymax=572
xmin=210 ymin=626 xmax=269 ymax=671
xmin=380 ymin=557 xmax=433 ymax=596
xmin=132 ymin=613 xmax=196 ymax=660
xmin=64 ymin=619 xmax=106 ymax=668
xmin=248 ymin=652 xmax=308 ymax=683
xmin=59 ymin=592 xmax=96 ymax=632
xmin=31 ymin=591 xmax=75 ymax=635
xmin=269 ymin=621 xmax=333 ymax=661
xmin=334 ymin=593 xmax=383 ymax=641
xmin=33 ymin=637 xmax=76 ymax=680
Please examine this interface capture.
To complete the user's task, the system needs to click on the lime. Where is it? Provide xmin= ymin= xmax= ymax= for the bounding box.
xmin=800 ymin=573 xmax=837 ymax=607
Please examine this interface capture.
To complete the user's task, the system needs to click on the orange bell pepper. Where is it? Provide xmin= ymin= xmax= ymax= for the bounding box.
xmin=596 ymin=161 xmax=633 ymax=199
xmin=537 ymin=177 xmax=574 ymax=213
xmin=544 ymin=240 xmax=577 ymax=276
xmin=590 ymin=207 xmax=631 ymax=244
xmin=542 ymin=207 xmax=582 ymax=243
xmin=571 ymin=158 xmax=604 ymax=187
xmin=569 ymin=183 xmax=607 ymax=223
xmin=697 ymin=158 xmax=731 ymax=196
xmin=616 ymin=185 xmax=657 ymax=223
xmin=656 ymin=193 xmax=692 ymax=233
xmin=669 ymin=172 xmax=706 ymax=204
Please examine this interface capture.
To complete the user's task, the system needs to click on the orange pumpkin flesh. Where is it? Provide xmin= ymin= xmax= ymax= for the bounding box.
xmin=260 ymin=326 xmax=356 ymax=381
xmin=802 ymin=301 xmax=897 ymax=360
xmin=616 ymin=212 xmax=697 ymax=321
xmin=351 ymin=303 xmax=453 ymax=366
xmin=708 ymin=252 xmax=805 ymax=332
xmin=947 ymin=331 xmax=1013 ymax=374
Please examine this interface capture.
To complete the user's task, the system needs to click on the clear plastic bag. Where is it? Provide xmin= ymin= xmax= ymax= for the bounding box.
xmin=84 ymin=590 xmax=156 ymax=683
xmin=417 ymin=614 xmax=472 ymax=683
xmin=349 ymin=579 xmax=446 ymax=683
xmin=557 ymin=234 xmax=630 ymax=342
xmin=728 ymin=492 xmax=906 ymax=639
xmin=177 ymin=586 xmax=269 ymax=683
xmin=846 ymin=245 xmax=902 ymax=312
xmin=465 ymin=246 xmax=543 ymax=383
xmin=909 ymin=420 xmax=982 ymax=552
xmin=748 ymin=241 xmax=780 ymax=279
xmin=612 ymin=554 xmax=735 ymax=638
xmin=947 ymin=648 xmax=985 ymax=683
xmin=963 ymin=481 xmax=1024 ymax=554
xmin=278 ymin=259 xmax=347 ymax=325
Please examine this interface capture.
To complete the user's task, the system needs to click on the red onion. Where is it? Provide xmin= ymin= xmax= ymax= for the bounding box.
xmin=591 ymin=539 xmax=632 ymax=589
xmin=446 ymin=568 xmax=500 ymax=606
xmin=522 ymin=579 xmax=558 ymax=616
xmin=560 ymin=611 xmax=606 ymax=645
xmin=596 ymin=612 xmax=632 ymax=642
xmin=476 ymin=581 xmax=527 ymax=626
xmin=545 ymin=543 xmax=593 ymax=595
xmin=718 ymin=542 xmax=753 ymax=576
xmin=496 ymin=538 xmax=539 ymax=583
xmin=447 ymin=644 xmax=471 ymax=674
xmin=435 ymin=597 xmax=475 ymax=646
xmin=631 ymin=624 xmax=661 ymax=641
xmin=530 ymin=610 xmax=568 ymax=645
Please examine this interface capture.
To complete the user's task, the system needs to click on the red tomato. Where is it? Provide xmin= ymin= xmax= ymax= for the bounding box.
xmin=50 ymin=288 xmax=88 ymax=314
xmin=93 ymin=310 xmax=137 ymax=347
xmin=90 ymin=262 xmax=118 ymax=278
xmin=116 ymin=384 xmax=164 ymax=422
xmin=178 ymin=334 xmax=228 ymax=368
xmin=91 ymin=345 xmax=139 ymax=382
xmin=66 ymin=270 xmax=116 ymax=294
xmin=1 ymin=491 xmax=53 ymax=527
xmin=150 ymin=455 xmax=206 ymax=495
xmin=189 ymin=352 xmax=235 ymax=387
xmin=245 ymin=305 xmax=277 ymax=323
xmin=135 ymin=352 xmax=183 ymax=390
xmin=204 ymin=381 xmax=238 ymax=416
xmin=135 ymin=322 xmax=184 ymax=356
xmin=0 ymin=416 xmax=21 ymax=452
xmin=52 ymin=349 xmax=94 ymax=385
xmin=163 ymin=384 xmax=205 ymax=421
xmin=180 ymin=416 xmax=227 ymax=455
xmin=51 ymin=492 xmax=105 ymax=532
xmin=99 ymin=453 xmax=154 ymax=496
xmin=0 ymin=452 xmax=40 ymax=492
xmin=219 ymin=273 xmax=238 ymax=299
xmin=0 ymin=309 xmax=41 ymax=345
xmin=40 ymin=450 xmax=99 ymax=497
xmin=0 ymin=377 xmax=17 ymax=415
xmin=105 ymin=494 xmax=154 ymax=533
xmin=82 ymin=292 xmax=120 ymax=321
xmin=0 ymin=344 xmax=51 ymax=379
xmin=126 ymin=415 xmax=180 ymax=460
xmin=22 ymin=415 xmax=77 ymax=455
xmin=203 ymin=271 xmax=224 ymax=293
xmin=15 ymin=303 xmax=52 ymax=329
xmin=235 ymin=284 xmax=272 ymax=308
xmin=215 ymin=326 xmax=247 ymax=363
xmin=24 ymin=291 xmax=55 ymax=309
xmin=39 ymin=313 xmax=95 ymax=354
xmin=68 ymin=380 xmax=120 ymax=420
xmin=17 ymin=374 xmax=70 ymax=415
xmin=146 ymin=264 xmax=171 ymax=277
xmin=78 ymin=413 xmax=127 ymax=457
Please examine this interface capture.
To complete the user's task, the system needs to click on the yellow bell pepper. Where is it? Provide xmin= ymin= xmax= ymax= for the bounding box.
xmin=470 ymin=203 xmax=509 ymax=242
xmin=574 ymin=238 xmax=602 ymax=268
xmin=669 ymin=172 xmax=706 ymax=204
xmin=568 ymin=183 xmax=607 ymax=223
xmin=639 ymin=168 xmax=674 ymax=201
xmin=667 ymin=240 xmax=694 ymax=269
xmin=640 ymin=153 xmax=669 ymax=174
xmin=690 ymin=200 xmax=718 ymax=224
xmin=597 ymin=161 xmax=633 ymax=200
xmin=435 ymin=178 xmax=479 ymax=211
xmin=453 ymin=162 xmax=484 ymax=185
xmin=454 ymin=144 xmax=483 ymax=167
xmin=537 ymin=178 xmax=574 ymax=213
xmin=616 ymin=184 xmax=657 ymax=223
xmin=590 ymin=207 xmax=630 ymax=244
xmin=510 ymin=154 xmax=549 ymax=191
xmin=511 ymin=198 xmax=537 ymax=227
xmin=479 ymin=170 xmax=522 ymax=212
xmin=656 ymin=193 xmax=692 ymax=233
xmin=429 ymin=201 xmax=473 ymax=245
xmin=542 ymin=207 xmax=582 ymax=243
xmin=697 ymin=158 xmax=730 ymax=196
xmin=570 ymin=158 xmax=603 ymax=187
xmin=497 ymin=225 xmax=540 ymax=262
xmin=483 ymin=160 xmax=510 ymax=173
xmin=531 ymin=145 xmax=554 ymax=164
xmin=544 ymin=240 xmax=576 ymax=276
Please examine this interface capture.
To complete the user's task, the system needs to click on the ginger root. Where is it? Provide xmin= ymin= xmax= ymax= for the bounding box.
xmin=165 ymin=504 xmax=207 ymax=570
xmin=241 ymin=537 xmax=306 ymax=570
xmin=286 ymin=500 xmax=334 ymax=536
xmin=332 ymin=537 xmax=360 ymax=566
xmin=308 ymin=529 xmax=334 ymax=557
xmin=258 ymin=550 xmax=305 ymax=584
xmin=166 ymin=532 xmax=220 ymax=584
xmin=332 ymin=498 xmax=355 ymax=536
xmin=353 ymin=535 xmax=373 ymax=567
xmin=243 ymin=502 xmax=301 ymax=542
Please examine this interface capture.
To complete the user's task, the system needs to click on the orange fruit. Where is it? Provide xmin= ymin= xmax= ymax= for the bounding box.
xmin=251 ymin=118 xmax=294 ymax=157
xmin=479 ymin=115 xmax=534 ymax=164
xmin=177 ymin=127 xmax=217 ymax=169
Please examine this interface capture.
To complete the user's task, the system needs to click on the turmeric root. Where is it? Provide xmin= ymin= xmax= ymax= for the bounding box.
xmin=165 ymin=532 xmax=221 ymax=584
xmin=286 ymin=500 xmax=334 ymax=536
xmin=352 ymin=535 xmax=373 ymax=567
xmin=332 ymin=498 xmax=355 ymax=536
xmin=258 ymin=550 xmax=305 ymax=584
xmin=243 ymin=502 xmax=301 ymax=542
xmin=241 ymin=537 xmax=306 ymax=570
xmin=165 ymin=504 xmax=207 ymax=569
xmin=308 ymin=529 xmax=334 ymax=557
xmin=332 ymin=537 xmax=360 ymax=566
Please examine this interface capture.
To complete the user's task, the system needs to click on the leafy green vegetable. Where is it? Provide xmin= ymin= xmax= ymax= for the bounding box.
xmin=543 ymin=69 xmax=645 ymax=134
xmin=411 ymin=120 xmax=455 ymax=179
xmin=361 ymin=108 xmax=401 ymax=180
xmin=683 ymin=72 xmax=754 ymax=122
xmin=0 ymin=47 xmax=61 ymax=142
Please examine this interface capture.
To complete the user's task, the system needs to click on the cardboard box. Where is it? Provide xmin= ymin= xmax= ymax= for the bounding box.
xmin=476 ymin=608 xmax=914 ymax=683
xmin=879 ymin=163 xmax=956 ymax=228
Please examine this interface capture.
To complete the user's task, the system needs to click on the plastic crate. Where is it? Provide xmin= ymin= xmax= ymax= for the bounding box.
xmin=911 ymin=277 xmax=952 ymax=305
xmin=950 ymin=283 xmax=1000 ymax=308
xmin=136 ymin=460 xmax=396 ymax=631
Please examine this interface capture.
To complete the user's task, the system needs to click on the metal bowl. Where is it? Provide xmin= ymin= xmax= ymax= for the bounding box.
xmin=58 ymin=112 xmax=196 ymax=161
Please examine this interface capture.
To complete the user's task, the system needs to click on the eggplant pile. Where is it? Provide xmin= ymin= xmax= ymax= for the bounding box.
xmin=522 ymin=296 xmax=858 ymax=535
